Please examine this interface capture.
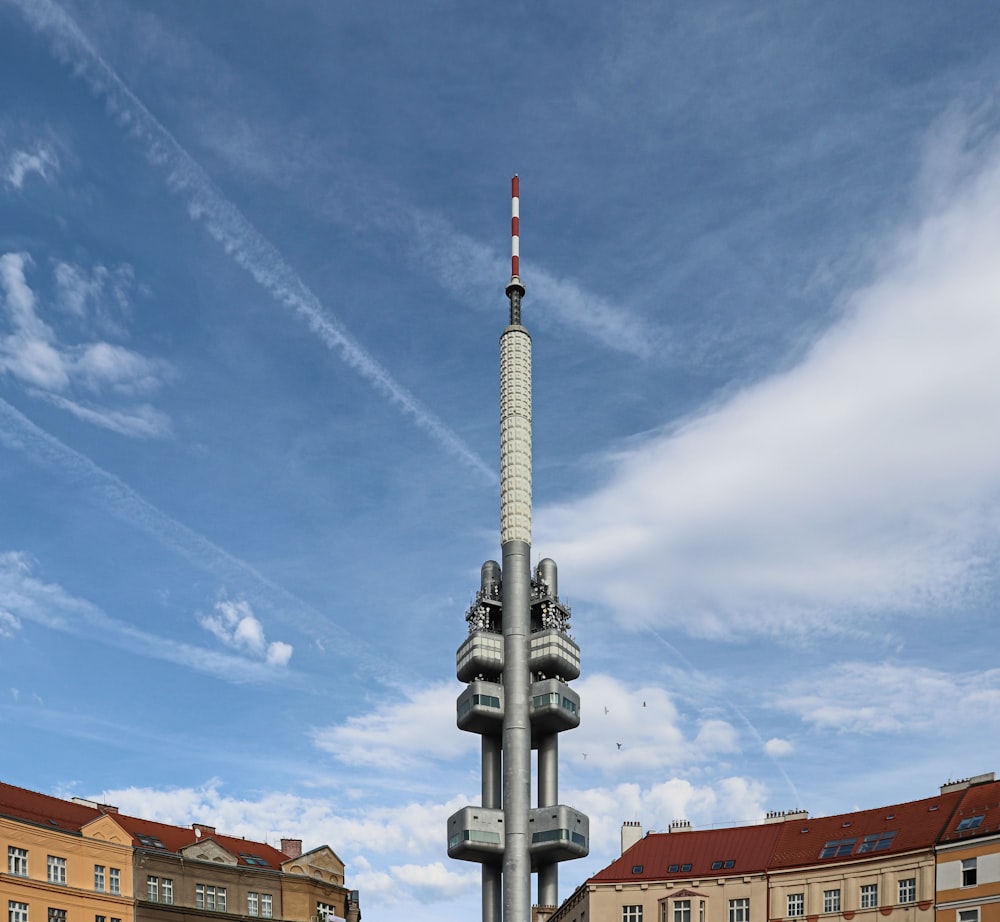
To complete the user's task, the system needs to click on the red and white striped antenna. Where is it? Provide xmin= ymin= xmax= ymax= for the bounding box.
xmin=506 ymin=174 xmax=525 ymax=322
xmin=511 ymin=174 xmax=520 ymax=279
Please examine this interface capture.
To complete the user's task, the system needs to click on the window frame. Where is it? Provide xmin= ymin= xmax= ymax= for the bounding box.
xmin=898 ymin=878 xmax=916 ymax=904
xmin=109 ymin=868 xmax=120 ymax=896
xmin=823 ymin=889 xmax=841 ymax=913
xmin=962 ymin=858 xmax=978 ymax=887
xmin=47 ymin=856 xmax=67 ymax=885
xmin=10 ymin=904 xmax=29 ymax=922
xmin=9 ymin=848 xmax=29 ymax=877
xmin=860 ymin=884 xmax=878 ymax=909
xmin=787 ymin=894 xmax=804 ymax=918
xmin=674 ymin=899 xmax=691 ymax=922
xmin=623 ymin=908 xmax=644 ymax=922
xmin=260 ymin=895 xmax=272 ymax=919
xmin=729 ymin=898 xmax=750 ymax=922
xmin=94 ymin=865 xmax=106 ymax=892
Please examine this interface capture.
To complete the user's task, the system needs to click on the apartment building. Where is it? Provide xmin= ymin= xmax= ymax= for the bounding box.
xmin=0 ymin=783 xmax=359 ymax=922
xmin=546 ymin=774 xmax=1000 ymax=922
xmin=936 ymin=775 xmax=1000 ymax=922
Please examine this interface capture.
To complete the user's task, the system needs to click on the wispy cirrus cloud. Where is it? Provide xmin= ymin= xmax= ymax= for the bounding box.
xmin=6 ymin=0 xmax=494 ymax=483
xmin=0 ymin=551 xmax=299 ymax=684
xmin=0 ymin=251 xmax=172 ymax=437
xmin=777 ymin=661 xmax=1000 ymax=735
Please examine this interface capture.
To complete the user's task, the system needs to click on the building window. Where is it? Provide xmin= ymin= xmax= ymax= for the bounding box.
xmin=47 ymin=857 xmax=67 ymax=885
xmin=248 ymin=894 xmax=259 ymax=917
xmin=162 ymin=880 xmax=173 ymax=905
xmin=700 ymin=901 xmax=706 ymax=922
xmin=623 ymin=908 xmax=644 ymax=922
xmin=94 ymin=866 xmax=105 ymax=892
xmin=10 ymin=904 xmax=29 ymax=922
xmin=898 ymin=879 xmax=916 ymax=904
xmin=675 ymin=900 xmax=691 ymax=922
xmin=108 ymin=869 xmax=120 ymax=896
xmin=196 ymin=886 xmax=226 ymax=912
xmin=95 ymin=917 xmax=105 ymax=922
xmin=260 ymin=895 xmax=272 ymax=919
xmin=860 ymin=885 xmax=878 ymax=909
xmin=316 ymin=905 xmax=337 ymax=922
xmin=820 ymin=838 xmax=856 ymax=858
xmin=857 ymin=831 xmax=897 ymax=853
xmin=8 ymin=848 xmax=28 ymax=877
xmin=962 ymin=859 xmax=978 ymax=887
xmin=823 ymin=890 xmax=841 ymax=913
xmin=958 ymin=911 xmax=979 ymax=922
xmin=48 ymin=911 xmax=66 ymax=922
xmin=729 ymin=899 xmax=750 ymax=922
xmin=957 ymin=816 xmax=984 ymax=832
xmin=787 ymin=894 xmax=804 ymax=918
xmin=147 ymin=878 xmax=158 ymax=902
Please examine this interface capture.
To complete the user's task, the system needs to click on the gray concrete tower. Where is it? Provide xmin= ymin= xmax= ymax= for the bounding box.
xmin=447 ymin=177 xmax=589 ymax=922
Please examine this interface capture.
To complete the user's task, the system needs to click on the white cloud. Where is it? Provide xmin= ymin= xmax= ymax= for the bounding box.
xmin=2 ymin=143 xmax=58 ymax=189
xmin=198 ymin=598 xmax=294 ymax=667
xmin=0 ymin=609 xmax=21 ymax=637
xmin=0 ymin=252 xmax=172 ymax=437
xmin=537 ymin=124 xmax=1000 ymax=641
xmin=764 ymin=737 xmax=794 ymax=758
xmin=311 ymin=682 xmax=471 ymax=769
xmin=777 ymin=661 xmax=1000 ymax=735
xmin=0 ymin=553 xmax=294 ymax=685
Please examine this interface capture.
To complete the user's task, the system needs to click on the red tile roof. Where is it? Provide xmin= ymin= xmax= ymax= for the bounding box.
xmin=939 ymin=779 xmax=1000 ymax=844
xmin=0 ymin=781 xmax=289 ymax=867
xmin=769 ymin=790 xmax=964 ymax=869
xmin=593 ymin=823 xmax=784 ymax=883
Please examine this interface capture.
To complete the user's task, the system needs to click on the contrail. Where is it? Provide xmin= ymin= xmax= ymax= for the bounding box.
xmin=0 ymin=396 xmax=385 ymax=674
xmin=5 ymin=0 xmax=495 ymax=484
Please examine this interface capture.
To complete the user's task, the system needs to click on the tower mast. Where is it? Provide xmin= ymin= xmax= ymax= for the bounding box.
xmin=448 ymin=178 xmax=589 ymax=922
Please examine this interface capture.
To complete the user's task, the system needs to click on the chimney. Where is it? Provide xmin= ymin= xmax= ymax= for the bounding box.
xmin=621 ymin=821 xmax=644 ymax=855
xmin=941 ymin=772 xmax=996 ymax=794
xmin=764 ymin=809 xmax=809 ymax=824
xmin=281 ymin=838 xmax=303 ymax=858
xmin=669 ymin=819 xmax=692 ymax=833
xmin=192 ymin=824 xmax=216 ymax=839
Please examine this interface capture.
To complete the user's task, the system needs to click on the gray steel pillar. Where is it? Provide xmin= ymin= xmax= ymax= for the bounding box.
xmin=483 ymin=735 xmax=502 ymax=922
xmin=501 ymin=538 xmax=531 ymax=922
xmin=537 ymin=733 xmax=559 ymax=906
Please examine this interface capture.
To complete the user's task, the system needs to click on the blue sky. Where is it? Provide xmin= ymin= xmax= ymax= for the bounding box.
xmin=3 ymin=0 xmax=1000 ymax=918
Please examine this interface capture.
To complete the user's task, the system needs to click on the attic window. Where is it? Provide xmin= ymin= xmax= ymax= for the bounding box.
xmin=800 ymin=828 xmax=809 ymax=834
xmin=669 ymin=865 xmax=679 ymax=873
xmin=723 ymin=860 xmax=735 ymax=869
xmin=711 ymin=861 xmax=723 ymax=870
xmin=632 ymin=865 xmax=644 ymax=874
xmin=929 ymin=805 xmax=939 ymax=812
xmin=957 ymin=816 xmax=984 ymax=831
xmin=857 ymin=831 xmax=896 ymax=853
xmin=885 ymin=814 xmax=895 ymax=820
xmin=240 ymin=854 xmax=270 ymax=867
xmin=841 ymin=821 xmax=851 ymax=828
xmin=137 ymin=835 xmax=165 ymax=849
xmin=820 ymin=838 xmax=856 ymax=858
xmin=681 ymin=864 xmax=692 ymax=872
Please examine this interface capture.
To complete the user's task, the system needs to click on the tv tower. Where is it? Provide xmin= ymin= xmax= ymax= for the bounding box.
xmin=447 ymin=177 xmax=589 ymax=922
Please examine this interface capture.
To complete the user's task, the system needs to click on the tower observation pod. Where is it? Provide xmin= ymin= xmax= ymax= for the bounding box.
xmin=447 ymin=177 xmax=589 ymax=922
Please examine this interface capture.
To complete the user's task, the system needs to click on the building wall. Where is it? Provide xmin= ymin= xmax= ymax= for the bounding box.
xmin=1 ymin=815 xmax=134 ymax=922
xmin=556 ymin=872 xmax=769 ymax=922
xmin=769 ymin=850 xmax=936 ymax=922
xmin=937 ymin=837 xmax=1000 ymax=922
xmin=134 ymin=850 xmax=282 ymax=922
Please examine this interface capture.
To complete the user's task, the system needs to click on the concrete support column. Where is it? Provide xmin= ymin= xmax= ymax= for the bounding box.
xmin=502 ymin=538 xmax=531 ymax=922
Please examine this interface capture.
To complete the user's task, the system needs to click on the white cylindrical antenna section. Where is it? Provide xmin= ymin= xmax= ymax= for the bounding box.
xmin=500 ymin=325 xmax=532 ymax=545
